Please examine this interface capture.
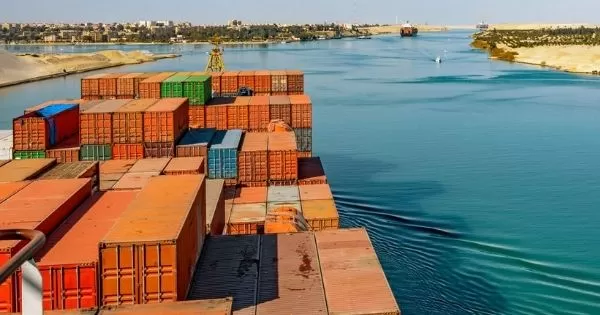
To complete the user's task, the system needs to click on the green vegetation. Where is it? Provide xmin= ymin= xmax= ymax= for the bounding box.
xmin=473 ymin=27 xmax=600 ymax=48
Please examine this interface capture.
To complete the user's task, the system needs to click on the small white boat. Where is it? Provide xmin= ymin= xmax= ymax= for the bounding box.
xmin=435 ymin=56 xmax=442 ymax=63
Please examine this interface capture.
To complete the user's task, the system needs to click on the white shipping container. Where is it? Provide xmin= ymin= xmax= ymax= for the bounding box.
xmin=0 ymin=135 xmax=13 ymax=160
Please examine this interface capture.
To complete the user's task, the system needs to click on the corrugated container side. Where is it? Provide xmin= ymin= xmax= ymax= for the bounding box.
xmin=238 ymin=71 xmax=256 ymax=91
xmin=81 ymin=73 xmax=107 ymax=97
xmin=298 ymin=151 xmax=312 ymax=158
xmin=210 ymin=72 xmax=223 ymax=96
xmin=269 ymin=96 xmax=291 ymax=126
xmin=286 ymin=70 xmax=304 ymax=93
xmin=254 ymin=70 xmax=271 ymax=93
xmin=315 ymin=228 xmax=401 ymax=315
xmin=46 ymin=135 xmax=80 ymax=163
xmin=112 ymin=99 xmax=157 ymax=144
xmin=13 ymin=150 xmax=46 ymax=160
xmin=80 ymin=100 xmax=130 ymax=145
xmin=229 ymin=97 xmax=250 ymax=130
xmin=208 ymin=130 xmax=242 ymax=179
xmin=298 ymin=157 xmax=327 ymax=185
xmin=100 ymin=175 xmax=205 ymax=306
xmin=143 ymin=98 xmax=189 ymax=143
xmin=206 ymin=179 xmax=225 ymax=235
xmin=270 ymin=71 xmax=287 ymax=93
xmin=143 ymin=142 xmax=175 ymax=158
xmin=112 ymin=144 xmax=144 ymax=160
xmin=294 ymin=128 xmax=312 ymax=152
xmin=138 ymin=72 xmax=175 ymax=99
xmin=228 ymin=203 xmax=267 ymax=235
xmin=206 ymin=104 xmax=229 ymax=130
xmin=14 ymin=104 xmax=79 ymax=151
xmin=248 ymin=96 xmax=270 ymax=131
xmin=80 ymin=145 xmax=112 ymax=161
xmin=183 ymin=75 xmax=212 ymax=105
xmin=238 ymin=133 xmax=268 ymax=184
xmin=268 ymin=132 xmax=298 ymax=181
xmin=98 ymin=74 xmax=123 ymax=98
xmin=220 ymin=71 xmax=239 ymax=94
xmin=301 ymin=200 xmax=339 ymax=231
xmin=0 ymin=159 xmax=56 ymax=182
xmin=176 ymin=128 xmax=215 ymax=160
xmin=97 ymin=298 xmax=233 ymax=314
xmin=163 ymin=157 xmax=204 ymax=175
xmin=161 ymin=74 xmax=191 ymax=98
xmin=187 ymin=235 xmax=259 ymax=315
xmin=116 ymin=73 xmax=142 ymax=96
xmin=256 ymin=232 xmax=327 ymax=315
xmin=189 ymin=106 xmax=206 ymax=128
xmin=289 ymin=95 xmax=312 ymax=128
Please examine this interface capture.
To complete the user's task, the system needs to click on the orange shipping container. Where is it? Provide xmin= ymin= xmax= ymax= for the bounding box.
xmin=299 ymin=184 xmax=333 ymax=201
xmin=128 ymin=158 xmax=170 ymax=173
xmin=298 ymin=157 xmax=327 ymax=185
xmin=139 ymin=72 xmax=175 ymax=98
xmin=228 ymin=97 xmax=250 ymax=130
xmin=0 ymin=159 xmax=56 ymax=182
xmin=220 ymin=71 xmax=239 ymax=94
xmin=81 ymin=73 xmax=108 ymax=98
xmin=210 ymin=72 xmax=222 ymax=96
xmin=270 ymin=70 xmax=287 ymax=93
xmin=315 ymin=228 xmax=401 ymax=315
xmin=143 ymin=98 xmax=189 ymax=143
xmin=205 ymin=104 xmax=229 ymax=131
xmin=112 ymin=143 xmax=144 ymax=160
xmin=80 ymin=100 xmax=129 ymax=145
xmin=116 ymin=73 xmax=143 ymax=96
xmin=46 ymin=136 xmax=80 ymax=163
xmin=289 ymin=95 xmax=312 ymax=128
xmin=99 ymin=175 xmax=206 ymax=306
xmin=97 ymin=298 xmax=233 ymax=314
xmin=238 ymin=70 xmax=256 ymax=91
xmin=301 ymin=199 xmax=339 ymax=231
xmin=228 ymin=203 xmax=266 ymax=235
xmin=99 ymin=173 xmax=124 ymax=192
xmin=269 ymin=95 xmax=291 ymax=126
xmin=234 ymin=186 xmax=268 ymax=204
xmin=98 ymin=74 xmax=122 ymax=98
xmin=267 ymin=132 xmax=298 ymax=181
xmin=254 ymin=70 xmax=271 ymax=93
xmin=113 ymin=99 xmax=158 ymax=144
xmin=163 ymin=157 xmax=204 ymax=175
xmin=0 ymin=178 xmax=92 ymax=313
xmin=286 ymin=70 xmax=304 ymax=93
xmin=188 ymin=106 xmax=206 ymax=128
xmin=0 ymin=181 xmax=31 ymax=204
xmin=24 ymin=190 xmax=137 ymax=311
xmin=100 ymin=160 xmax=136 ymax=174
xmin=238 ymin=133 xmax=268 ymax=183
xmin=206 ymin=179 xmax=225 ymax=235
xmin=298 ymin=151 xmax=312 ymax=158
xmin=143 ymin=142 xmax=175 ymax=158
xmin=112 ymin=171 xmax=158 ymax=190
xmin=248 ymin=96 xmax=270 ymax=131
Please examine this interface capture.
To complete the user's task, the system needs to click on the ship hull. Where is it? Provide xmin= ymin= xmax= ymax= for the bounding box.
xmin=400 ymin=28 xmax=418 ymax=37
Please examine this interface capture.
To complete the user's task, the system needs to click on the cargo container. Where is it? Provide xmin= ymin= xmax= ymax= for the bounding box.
xmin=269 ymin=96 xmax=291 ymax=126
xmin=208 ymin=130 xmax=242 ymax=179
xmin=264 ymin=206 xmax=308 ymax=234
xmin=315 ymin=228 xmax=401 ymax=315
xmin=161 ymin=74 xmax=191 ymax=98
xmin=143 ymin=142 xmax=175 ymax=158
xmin=112 ymin=99 xmax=157 ymax=144
xmin=13 ymin=103 xmax=79 ymax=151
xmin=116 ymin=73 xmax=143 ymax=97
xmin=299 ymin=184 xmax=333 ymax=201
xmin=206 ymin=98 xmax=232 ymax=130
xmin=298 ymin=157 xmax=327 ymax=185
xmin=298 ymin=151 xmax=312 ymax=158
xmin=12 ymin=150 xmax=46 ymax=160
xmin=286 ymin=70 xmax=304 ymax=93
xmin=254 ymin=70 xmax=271 ymax=94
xmin=187 ymin=235 xmax=259 ymax=315
xmin=267 ymin=185 xmax=299 ymax=202
xmin=112 ymin=143 xmax=144 ymax=160
xmin=234 ymin=187 xmax=268 ymax=204
xmin=188 ymin=105 xmax=206 ymax=128
xmin=220 ymin=71 xmax=239 ymax=94
xmin=289 ymin=95 xmax=312 ymax=128
xmin=256 ymin=232 xmax=327 ymax=315
xmin=228 ymin=97 xmax=250 ymax=130
xmin=301 ymin=199 xmax=339 ymax=231
xmin=267 ymin=201 xmax=302 ymax=214
xmin=267 ymin=132 xmax=298 ymax=181
xmin=80 ymin=144 xmax=112 ymax=161
xmin=210 ymin=72 xmax=223 ymax=96
xmin=98 ymin=298 xmax=233 ymax=314
xmin=270 ymin=71 xmax=287 ymax=93
xmin=238 ymin=133 xmax=268 ymax=184
xmin=80 ymin=100 xmax=129 ymax=145
xmin=46 ymin=135 xmax=80 ymax=163
xmin=100 ymin=175 xmax=206 ymax=306
xmin=0 ymin=181 xmax=30 ymax=204
xmin=227 ymin=203 xmax=266 ymax=235
xmin=0 ymin=178 xmax=92 ymax=312
xmin=0 ymin=158 xmax=56 ymax=182
xmin=0 ymin=135 xmax=11 ymax=160
xmin=163 ymin=157 xmax=204 ymax=175
xmin=39 ymin=161 xmax=99 ymax=187
xmin=139 ymin=72 xmax=175 ymax=99
xmin=98 ymin=74 xmax=122 ymax=98
xmin=238 ymin=71 xmax=256 ymax=91
xmin=100 ymin=159 xmax=136 ymax=174
xmin=294 ymin=128 xmax=312 ymax=152
xmin=128 ymin=157 xmax=170 ymax=173
xmin=176 ymin=128 xmax=215 ymax=159
xmin=23 ymin=190 xmax=137 ymax=311
xmin=143 ymin=98 xmax=189 ymax=143
xmin=112 ymin=171 xmax=158 ymax=190
xmin=99 ymin=173 xmax=124 ymax=191
xmin=81 ymin=73 xmax=108 ymax=98
xmin=206 ymin=179 xmax=225 ymax=235
xmin=24 ymin=99 xmax=86 ymax=114
xmin=183 ymin=75 xmax=212 ymax=105
xmin=248 ymin=96 xmax=270 ymax=131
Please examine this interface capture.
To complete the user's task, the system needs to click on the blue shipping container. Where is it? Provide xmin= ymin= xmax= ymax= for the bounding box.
xmin=208 ymin=129 xmax=243 ymax=179
xmin=178 ymin=128 xmax=217 ymax=147
xmin=37 ymin=103 xmax=78 ymax=146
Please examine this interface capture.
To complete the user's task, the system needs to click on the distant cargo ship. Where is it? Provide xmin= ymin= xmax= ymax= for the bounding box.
xmin=477 ymin=21 xmax=489 ymax=31
xmin=400 ymin=22 xmax=418 ymax=37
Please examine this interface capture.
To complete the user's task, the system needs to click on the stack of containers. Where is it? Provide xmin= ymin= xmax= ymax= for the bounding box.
xmin=269 ymin=95 xmax=292 ymax=126
xmin=270 ymin=70 xmax=288 ymax=95
xmin=228 ymin=186 xmax=268 ymax=235
xmin=0 ymin=130 xmax=13 ymax=160
xmin=99 ymin=175 xmax=206 ymax=306
xmin=13 ymin=103 xmax=79 ymax=160
xmin=139 ymin=72 xmax=175 ymax=99
xmin=161 ymin=73 xmax=191 ymax=98
xmin=265 ymin=185 xmax=307 ymax=234
xmin=248 ymin=96 xmax=270 ymax=131
xmin=238 ymin=132 xmax=268 ymax=187
xmin=290 ymin=95 xmax=313 ymax=157
xmin=98 ymin=74 xmax=122 ymax=99
xmin=267 ymin=131 xmax=298 ymax=183
xmin=80 ymin=100 xmax=129 ymax=161
xmin=298 ymin=157 xmax=327 ymax=185
xmin=0 ymin=178 xmax=92 ymax=313
xmin=206 ymin=179 xmax=226 ymax=235
xmin=220 ymin=71 xmax=239 ymax=97
xmin=299 ymin=183 xmax=339 ymax=231
xmin=183 ymin=73 xmax=212 ymax=105
xmin=45 ymin=135 xmax=80 ymax=163
xmin=112 ymin=158 xmax=170 ymax=190
xmin=210 ymin=72 xmax=222 ymax=97
xmin=238 ymin=70 xmax=256 ymax=91
xmin=254 ymin=70 xmax=271 ymax=96
xmin=286 ymin=70 xmax=305 ymax=95
xmin=143 ymin=98 xmax=189 ymax=158
xmin=81 ymin=73 xmax=109 ymax=100
xmin=207 ymin=130 xmax=242 ymax=181
xmin=116 ymin=72 xmax=143 ymax=99
xmin=176 ymin=128 xmax=216 ymax=167
xmin=98 ymin=159 xmax=136 ymax=191
xmin=228 ymin=96 xmax=250 ymax=130
xmin=206 ymin=98 xmax=231 ymax=130
xmin=112 ymin=99 xmax=158 ymax=160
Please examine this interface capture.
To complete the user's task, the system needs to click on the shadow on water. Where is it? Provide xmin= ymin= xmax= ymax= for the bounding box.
xmin=319 ymin=153 xmax=507 ymax=315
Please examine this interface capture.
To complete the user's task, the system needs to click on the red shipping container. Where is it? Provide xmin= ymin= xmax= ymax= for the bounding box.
xmin=228 ymin=97 xmax=250 ymax=130
xmin=0 ymin=178 xmax=92 ymax=313
xmin=143 ymin=98 xmax=189 ymax=143
xmin=81 ymin=73 xmax=108 ymax=98
xmin=139 ymin=72 xmax=175 ymax=99
xmin=238 ymin=70 xmax=256 ymax=91
xmin=286 ymin=70 xmax=305 ymax=93
xmin=254 ymin=70 xmax=271 ymax=93
xmin=248 ymin=96 xmax=270 ymax=131
xmin=220 ymin=71 xmax=239 ymax=94
xmin=239 ymin=132 xmax=268 ymax=184
xmin=18 ymin=190 xmax=138 ymax=311
xmin=188 ymin=106 xmax=206 ymax=128
xmin=210 ymin=72 xmax=222 ymax=96
xmin=98 ymin=74 xmax=122 ymax=98
xmin=268 ymin=132 xmax=298 ymax=181
xmin=112 ymin=144 xmax=144 ymax=160
xmin=46 ymin=135 xmax=80 ymax=163
xmin=269 ymin=95 xmax=292 ymax=125
xmin=13 ymin=104 xmax=80 ymax=151
xmin=80 ymin=100 xmax=129 ymax=145
xmin=112 ymin=99 xmax=157 ymax=144
xmin=206 ymin=98 xmax=231 ymax=130
xmin=116 ymin=73 xmax=142 ymax=96
xmin=290 ymin=95 xmax=313 ymax=128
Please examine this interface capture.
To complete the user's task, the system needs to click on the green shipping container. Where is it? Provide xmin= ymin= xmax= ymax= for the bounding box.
xmin=161 ymin=74 xmax=191 ymax=98
xmin=13 ymin=151 xmax=46 ymax=159
xmin=80 ymin=145 xmax=112 ymax=161
xmin=183 ymin=75 xmax=212 ymax=105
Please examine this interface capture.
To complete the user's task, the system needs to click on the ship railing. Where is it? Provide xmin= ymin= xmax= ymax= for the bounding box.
xmin=0 ymin=229 xmax=46 ymax=315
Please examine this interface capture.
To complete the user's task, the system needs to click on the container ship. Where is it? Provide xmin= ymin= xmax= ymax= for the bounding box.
xmin=400 ymin=22 xmax=418 ymax=37
xmin=477 ymin=21 xmax=489 ymax=31
xmin=0 ymin=70 xmax=401 ymax=314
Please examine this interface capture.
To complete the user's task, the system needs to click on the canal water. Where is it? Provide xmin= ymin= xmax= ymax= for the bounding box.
xmin=2 ymin=31 xmax=600 ymax=315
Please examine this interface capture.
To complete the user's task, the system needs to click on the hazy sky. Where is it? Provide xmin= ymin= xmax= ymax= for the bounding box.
xmin=2 ymin=0 xmax=599 ymax=25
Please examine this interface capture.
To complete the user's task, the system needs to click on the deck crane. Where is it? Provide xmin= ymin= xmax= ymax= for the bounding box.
xmin=205 ymin=35 xmax=225 ymax=72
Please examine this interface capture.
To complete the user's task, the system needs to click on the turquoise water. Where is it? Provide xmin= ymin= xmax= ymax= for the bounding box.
xmin=2 ymin=31 xmax=600 ymax=314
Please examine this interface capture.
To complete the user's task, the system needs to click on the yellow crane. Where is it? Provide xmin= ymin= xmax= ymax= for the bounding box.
xmin=206 ymin=35 xmax=225 ymax=72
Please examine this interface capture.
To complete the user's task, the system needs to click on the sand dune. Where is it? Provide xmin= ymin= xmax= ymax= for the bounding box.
xmin=503 ymin=45 xmax=600 ymax=73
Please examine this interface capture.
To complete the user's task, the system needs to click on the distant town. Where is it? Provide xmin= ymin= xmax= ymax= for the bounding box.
xmin=0 ymin=20 xmax=381 ymax=44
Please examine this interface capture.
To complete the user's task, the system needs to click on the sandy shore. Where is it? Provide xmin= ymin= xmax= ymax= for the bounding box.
xmin=496 ymin=44 xmax=600 ymax=74
xmin=0 ymin=50 xmax=179 ymax=88
xmin=488 ymin=23 xmax=599 ymax=30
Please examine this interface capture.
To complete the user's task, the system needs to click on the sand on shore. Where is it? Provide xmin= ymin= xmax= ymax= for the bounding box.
xmin=499 ymin=44 xmax=600 ymax=73
xmin=0 ymin=50 xmax=179 ymax=86
xmin=488 ymin=23 xmax=599 ymax=30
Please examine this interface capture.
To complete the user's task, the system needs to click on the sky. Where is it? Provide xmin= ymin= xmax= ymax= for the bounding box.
xmin=2 ymin=0 xmax=599 ymax=25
